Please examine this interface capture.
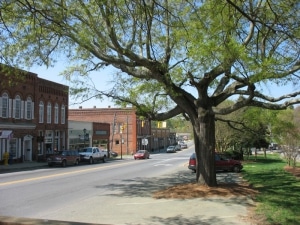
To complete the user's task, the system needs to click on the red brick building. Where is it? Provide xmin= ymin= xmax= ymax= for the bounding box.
xmin=69 ymin=107 xmax=176 ymax=155
xmin=69 ymin=107 xmax=155 ymax=155
xmin=0 ymin=65 xmax=68 ymax=162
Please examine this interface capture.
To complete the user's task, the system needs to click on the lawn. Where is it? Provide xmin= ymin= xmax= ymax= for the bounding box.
xmin=242 ymin=153 xmax=300 ymax=225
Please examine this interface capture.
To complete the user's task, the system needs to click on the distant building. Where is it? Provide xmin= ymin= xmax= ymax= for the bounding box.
xmin=69 ymin=107 xmax=175 ymax=155
xmin=69 ymin=107 xmax=139 ymax=155
xmin=0 ymin=64 xmax=68 ymax=162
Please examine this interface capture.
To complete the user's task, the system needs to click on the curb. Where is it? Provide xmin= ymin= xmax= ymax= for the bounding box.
xmin=0 ymin=216 xmax=110 ymax=225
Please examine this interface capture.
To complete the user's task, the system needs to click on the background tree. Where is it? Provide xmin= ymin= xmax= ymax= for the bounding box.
xmin=273 ymin=108 xmax=300 ymax=167
xmin=216 ymin=106 xmax=272 ymax=159
xmin=1 ymin=0 xmax=300 ymax=186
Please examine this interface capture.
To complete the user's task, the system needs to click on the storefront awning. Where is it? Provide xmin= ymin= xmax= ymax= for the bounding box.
xmin=0 ymin=130 xmax=13 ymax=139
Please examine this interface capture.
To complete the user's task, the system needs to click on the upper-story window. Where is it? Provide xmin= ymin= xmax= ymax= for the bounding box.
xmin=26 ymin=97 xmax=33 ymax=120
xmin=61 ymin=104 xmax=65 ymax=124
xmin=0 ymin=93 xmax=9 ymax=118
xmin=54 ymin=103 xmax=59 ymax=124
xmin=47 ymin=102 xmax=52 ymax=124
xmin=39 ymin=101 xmax=44 ymax=123
xmin=13 ymin=95 xmax=21 ymax=119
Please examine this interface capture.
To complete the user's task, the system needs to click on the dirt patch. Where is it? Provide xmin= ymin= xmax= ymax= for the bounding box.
xmin=152 ymin=181 xmax=258 ymax=199
xmin=284 ymin=165 xmax=300 ymax=178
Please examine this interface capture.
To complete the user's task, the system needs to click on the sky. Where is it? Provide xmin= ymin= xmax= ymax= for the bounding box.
xmin=31 ymin=63 xmax=117 ymax=109
xmin=30 ymin=63 xmax=299 ymax=110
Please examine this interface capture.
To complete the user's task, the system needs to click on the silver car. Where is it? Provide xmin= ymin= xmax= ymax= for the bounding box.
xmin=166 ymin=146 xmax=176 ymax=153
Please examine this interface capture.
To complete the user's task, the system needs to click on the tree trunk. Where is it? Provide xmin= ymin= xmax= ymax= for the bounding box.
xmin=193 ymin=108 xmax=217 ymax=187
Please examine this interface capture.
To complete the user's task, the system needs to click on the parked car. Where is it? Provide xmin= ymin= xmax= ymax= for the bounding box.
xmin=103 ymin=150 xmax=118 ymax=158
xmin=134 ymin=150 xmax=150 ymax=159
xmin=175 ymin=145 xmax=182 ymax=151
xmin=188 ymin=152 xmax=243 ymax=173
xmin=79 ymin=147 xmax=106 ymax=164
xmin=179 ymin=142 xmax=187 ymax=149
xmin=166 ymin=146 xmax=176 ymax=153
xmin=47 ymin=150 xmax=80 ymax=167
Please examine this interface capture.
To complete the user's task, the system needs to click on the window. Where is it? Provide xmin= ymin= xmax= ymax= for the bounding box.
xmin=61 ymin=104 xmax=65 ymax=124
xmin=54 ymin=103 xmax=59 ymax=124
xmin=14 ymin=95 xmax=21 ymax=119
xmin=26 ymin=97 xmax=33 ymax=120
xmin=47 ymin=102 xmax=52 ymax=123
xmin=1 ymin=93 xmax=9 ymax=118
xmin=39 ymin=101 xmax=44 ymax=123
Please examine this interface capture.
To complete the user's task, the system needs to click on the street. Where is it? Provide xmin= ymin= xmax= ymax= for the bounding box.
xmin=0 ymin=145 xmax=253 ymax=225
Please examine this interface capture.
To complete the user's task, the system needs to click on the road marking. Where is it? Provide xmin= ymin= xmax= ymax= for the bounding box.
xmin=153 ymin=164 xmax=172 ymax=166
xmin=0 ymin=161 xmax=134 ymax=186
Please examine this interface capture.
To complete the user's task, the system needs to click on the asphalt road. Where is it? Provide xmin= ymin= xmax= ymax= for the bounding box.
xmin=0 ymin=144 xmax=254 ymax=225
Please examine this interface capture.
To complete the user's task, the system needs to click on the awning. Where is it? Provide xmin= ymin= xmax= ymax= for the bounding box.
xmin=0 ymin=130 xmax=13 ymax=139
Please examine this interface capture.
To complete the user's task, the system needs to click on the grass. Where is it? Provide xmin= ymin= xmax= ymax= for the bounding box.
xmin=242 ymin=154 xmax=300 ymax=225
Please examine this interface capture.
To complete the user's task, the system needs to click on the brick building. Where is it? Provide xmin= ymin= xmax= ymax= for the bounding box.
xmin=69 ymin=107 xmax=138 ymax=155
xmin=0 ymin=65 xmax=68 ymax=162
xmin=69 ymin=107 xmax=176 ymax=155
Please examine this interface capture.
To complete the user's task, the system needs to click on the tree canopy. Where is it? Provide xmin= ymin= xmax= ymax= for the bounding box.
xmin=1 ymin=0 xmax=300 ymax=186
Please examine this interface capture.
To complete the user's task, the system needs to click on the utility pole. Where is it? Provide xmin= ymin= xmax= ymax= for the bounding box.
xmin=110 ymin=113 xmax=117 ymax=158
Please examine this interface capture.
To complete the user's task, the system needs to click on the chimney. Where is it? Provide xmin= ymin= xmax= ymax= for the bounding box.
xmin=79 ymin=106 xmax=82 ymax=109
xmin=93 ymin=106 xmax=96 ymax=108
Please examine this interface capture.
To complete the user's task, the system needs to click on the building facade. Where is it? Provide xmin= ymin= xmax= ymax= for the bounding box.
xmin=0 ymin=65 xmax=69 ymax=162
xmin=69 ymin=107 xmax=139 ymax=155
xmin=68 ymin=120 xmax=110 ymax=150
xmin=69 ymin=107 xmax=175 ymax=155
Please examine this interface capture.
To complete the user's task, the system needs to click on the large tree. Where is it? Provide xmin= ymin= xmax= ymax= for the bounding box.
xmin=1 ymin=0 xmax=300 ymax=186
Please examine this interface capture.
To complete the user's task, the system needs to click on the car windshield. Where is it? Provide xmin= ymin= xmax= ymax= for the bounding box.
xmin=137 ymin=150 xmax=145 ymax=153
xmin=81 ymin=148 xmax=92 ymax=153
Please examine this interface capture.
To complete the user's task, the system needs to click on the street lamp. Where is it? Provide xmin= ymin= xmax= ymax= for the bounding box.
xmin=83 ymin=128 xmax=87 ymax=147
xmin=120 ymin=125 xmax=124 ymax=159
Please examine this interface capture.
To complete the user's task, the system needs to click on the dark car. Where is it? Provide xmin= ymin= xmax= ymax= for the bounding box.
xmin=175 ymin=145 xmax=182 ymax=151
xmin=188 ymin=152 xmax=243 ymax=173
xmin=179 ymin=142 xmax=188 ymax=149
xmin=103 ymin=150 xmax=118 ymax=158
xmin=47 ymin=150 xmax=80 ymax=167
xmin=134 ymin=150 xmax=150 ymax=159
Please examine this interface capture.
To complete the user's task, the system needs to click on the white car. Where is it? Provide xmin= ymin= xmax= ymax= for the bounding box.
xmin=79 ymin=147 xmax=106 ymax=164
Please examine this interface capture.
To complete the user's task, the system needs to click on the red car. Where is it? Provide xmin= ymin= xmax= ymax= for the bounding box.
xmin=188 ymin=152 xmax=243 ymax=173
xmin=134 ymin=150 xmax=150 ymax=160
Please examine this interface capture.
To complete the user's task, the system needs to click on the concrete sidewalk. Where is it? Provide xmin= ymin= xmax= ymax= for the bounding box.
xmin=0 ymin=161 xmax=47 ymax=173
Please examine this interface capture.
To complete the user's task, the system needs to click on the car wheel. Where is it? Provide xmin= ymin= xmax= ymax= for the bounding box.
xmin=102 ymin=156 xmax=106 ymax=163
xmin=233 ymin=165 xmax=240 ymax=173
xmin=74 ymin=159 xmax=79 ymax=166
xmin=62 ymin=160 xmax=66 ymax=167
xmin=89 ymin=157 xmax=94 ymax=164
xmin=48 ymin=163 xmax=53 ymax=167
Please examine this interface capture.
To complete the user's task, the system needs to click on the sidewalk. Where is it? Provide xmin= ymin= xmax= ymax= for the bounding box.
xmin=0 ymin=161 xmax=47 ymax=173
